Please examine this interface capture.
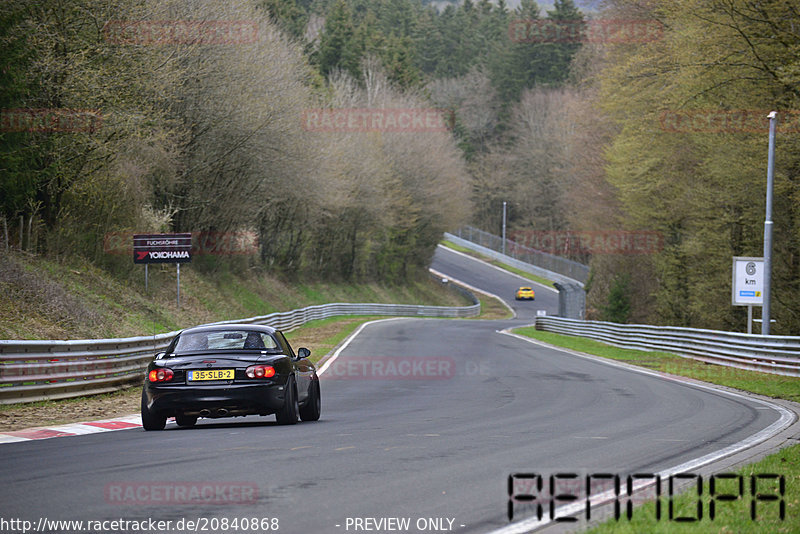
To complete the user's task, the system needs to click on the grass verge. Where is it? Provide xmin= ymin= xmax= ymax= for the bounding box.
xmin=0 ymin=315 xmax=381 ymax=431
xmin=514 ymin=328 xmax=800 ymax=402
xmin=512 ymin=327 xmax=800 ymax=532
xmin=588 ymin=445 xmax=798 ymax=533
xmin=0 ymin=250 xmax=472 ymax=340
xmin=284 ymin=315 xmax=383 ymax=366
xmin=475 ymin=294 xmax=514 ymax=320
xmin=0 ymin=293 xmax=506 ymax=432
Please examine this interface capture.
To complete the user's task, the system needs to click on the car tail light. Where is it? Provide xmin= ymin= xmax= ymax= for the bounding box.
xmin=246 ymin=365 xmax=276 ymax=379
xmin=148 ymin=368 xmax=174 ymax=382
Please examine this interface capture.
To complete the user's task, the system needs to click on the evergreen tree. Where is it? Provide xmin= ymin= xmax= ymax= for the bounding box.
xmin=601 ymin=274 xmax=632 ymax=324
xmin=412 ymin=8 xmax=442 ymax=75
xmin=591 ymin=0 xmax=800 ymax=331
xmin=544 ymin=0 xmax=584 ymax=82
xmin=315 ymin=0 xmax=361 ymax=78
xmin=488 ymin=0 xmax=541 ymax=110
xmin=490 ymin=0 xmax=584 ymax=105
xmin=381 ymin=33 xmax=421 ymax=88
xmin=0 ymin=2 xmax=41 ymax=223
xmin=260 ymin=0 xmax=309 ymax=38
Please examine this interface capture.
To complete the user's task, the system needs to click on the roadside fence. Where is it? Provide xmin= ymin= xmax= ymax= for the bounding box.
xmin=0 ymin=294 xmax=479 ymax=404
xmin=449 ymin=226 xmax=590 ymax=284
xmin=535 ymin=316 xmax=800 ymax=377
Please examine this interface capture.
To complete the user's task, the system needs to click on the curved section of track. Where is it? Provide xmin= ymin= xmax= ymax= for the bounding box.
xmin=0 ymin=246 xmax=793 ymax=533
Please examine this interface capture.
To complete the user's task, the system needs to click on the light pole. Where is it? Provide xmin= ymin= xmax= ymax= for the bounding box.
xmin=762 ymin=111 xmax=777 ymax=335
xmin=502 ymin=201 xmax=507 ymax=256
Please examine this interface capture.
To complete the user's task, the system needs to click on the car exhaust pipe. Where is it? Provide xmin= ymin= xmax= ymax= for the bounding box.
xmin=199 ymin=409 xmax=211 ymax=417
xmin=216 ymin=408 xmax=229 ymax=416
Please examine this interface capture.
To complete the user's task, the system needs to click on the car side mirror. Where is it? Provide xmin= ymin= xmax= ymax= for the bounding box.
xmin=297 ymin=347 xmax=311 ymax=359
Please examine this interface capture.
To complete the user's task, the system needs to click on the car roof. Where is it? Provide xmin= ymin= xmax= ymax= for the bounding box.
xmin=518 ymin=286 xmax=533 ymax=290
xmin=178 ymin=323 xmax=279 ymax=335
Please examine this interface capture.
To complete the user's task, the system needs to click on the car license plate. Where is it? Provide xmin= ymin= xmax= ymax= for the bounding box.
xmin=189 ymin=369 xmax=234 ymax=381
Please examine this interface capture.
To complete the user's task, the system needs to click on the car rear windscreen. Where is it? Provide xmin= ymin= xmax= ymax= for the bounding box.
xmin=174 ymin=331 xmax=279 ymax=352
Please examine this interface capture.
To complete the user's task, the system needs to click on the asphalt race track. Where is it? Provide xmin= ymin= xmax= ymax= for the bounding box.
xmin=0 ymin=246 xmax=792 ymax=533
xmin=430 ymin=245 xmax=559 ymax=321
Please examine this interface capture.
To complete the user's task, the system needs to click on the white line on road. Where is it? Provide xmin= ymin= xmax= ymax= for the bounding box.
xmin=490 ymin=329 xmax=796 ymax=534
xmin=436 ymin=244 xmax=559 ymax=293
xmin=317 ymin=317 xmax=408 ymax=377
xmin=429 ymin=267 xmax=516 ymax=318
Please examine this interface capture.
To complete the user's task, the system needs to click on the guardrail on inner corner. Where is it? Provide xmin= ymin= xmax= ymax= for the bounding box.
xmin=443 ymin=231 xmax=587 ymax=319
xmin=450 ymin=226 xmax=590 ymax=284
xmin=0 ymin=296 xmax=480 ymax=405
xmin=535 ymin=316 xmax=800 ymax=377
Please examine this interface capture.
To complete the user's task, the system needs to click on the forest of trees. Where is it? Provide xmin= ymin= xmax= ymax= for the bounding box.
xmin=574 ymin=0 xmax=800 ymax=333
xmin=2 ymin=0 xmax=798 ymax=333
xmin=468 ymin=0 xmax=800 ymax=334
xmin=0 ymin=0 xmax=474 ymax=282
xmin=0 ymin=0 xmax=579 ymax=280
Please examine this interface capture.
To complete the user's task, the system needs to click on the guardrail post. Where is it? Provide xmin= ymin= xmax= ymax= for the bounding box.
xmin=1 ymin=293 xmax=481 ymax=404
xmin=452 ymin=226 xmax=589 ymax=284
xmin=533 ymin=316 xmax=800 ymax=377
xmin=554 ymin=283 xmax=586 ymax=320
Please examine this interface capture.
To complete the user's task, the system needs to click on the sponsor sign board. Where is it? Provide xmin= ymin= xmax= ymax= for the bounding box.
xmin=133 ymin=233 xmax=192 ymax=264
xmin=732 ymin=257 xmax=763 ymax=306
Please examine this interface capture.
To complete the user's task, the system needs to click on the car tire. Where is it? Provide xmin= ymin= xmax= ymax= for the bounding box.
xmin=275 ymin=376 xmax=299 ymax=425
xmin=175 ymin=414 xmax=197 ymax=428
xmin=141 ymin=390 xmax=166 ymax=431
xmin=299 ymin=381 xmax=321 ymax=422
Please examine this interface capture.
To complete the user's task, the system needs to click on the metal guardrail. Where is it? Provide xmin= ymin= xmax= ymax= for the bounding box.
xmin=451 ymin=226 xmax=590 ymax=284
xmin=443 ymin=232 xmax=586 ymax=319
xmin=0 ymin=297 xmax=480 ymax=404
xmin=553 ymin=282 xmax=586 ymax=321
xmin=535 ymin=316 xmax=800 ymax=377
xmin=452 ymin=226 xmax=798 ymax=377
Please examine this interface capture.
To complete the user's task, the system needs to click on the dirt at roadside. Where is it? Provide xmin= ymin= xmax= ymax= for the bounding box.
xmin=0 ymin=299 xmax=507 ymax=433
xmin=0 ymin=387 xmax=141 ymax=432
xmin=0 ymin=318 xmax=360 ymax=433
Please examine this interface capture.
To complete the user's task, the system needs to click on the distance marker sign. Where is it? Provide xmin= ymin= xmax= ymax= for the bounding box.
xmin=732 ymin=256 xmax=763 ymax=306
xmin=133 ymin=233 xmax=192 ymax=264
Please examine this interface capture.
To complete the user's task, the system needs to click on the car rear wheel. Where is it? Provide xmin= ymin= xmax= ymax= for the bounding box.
xmin=141 ymin=390 xmax=166 ymax=431
xmin=275 ymin=376 xmax=299 ymax=425
xmin=175 ymin=414 xmax=197 ymax=428
xmin=299 ymin=381 xmax=321 ymax=422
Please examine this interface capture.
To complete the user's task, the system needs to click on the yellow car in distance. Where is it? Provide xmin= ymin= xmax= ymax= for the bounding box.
xmin=515 ymin=286 xmax=535 ymax=301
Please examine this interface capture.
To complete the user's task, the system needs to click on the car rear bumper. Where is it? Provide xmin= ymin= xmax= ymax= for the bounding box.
xmin=144 ymin=382 xmax=286 ymax=417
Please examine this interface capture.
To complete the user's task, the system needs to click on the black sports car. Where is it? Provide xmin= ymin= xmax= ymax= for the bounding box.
xmin=141 ymin=324 xmax=320 ymax=430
